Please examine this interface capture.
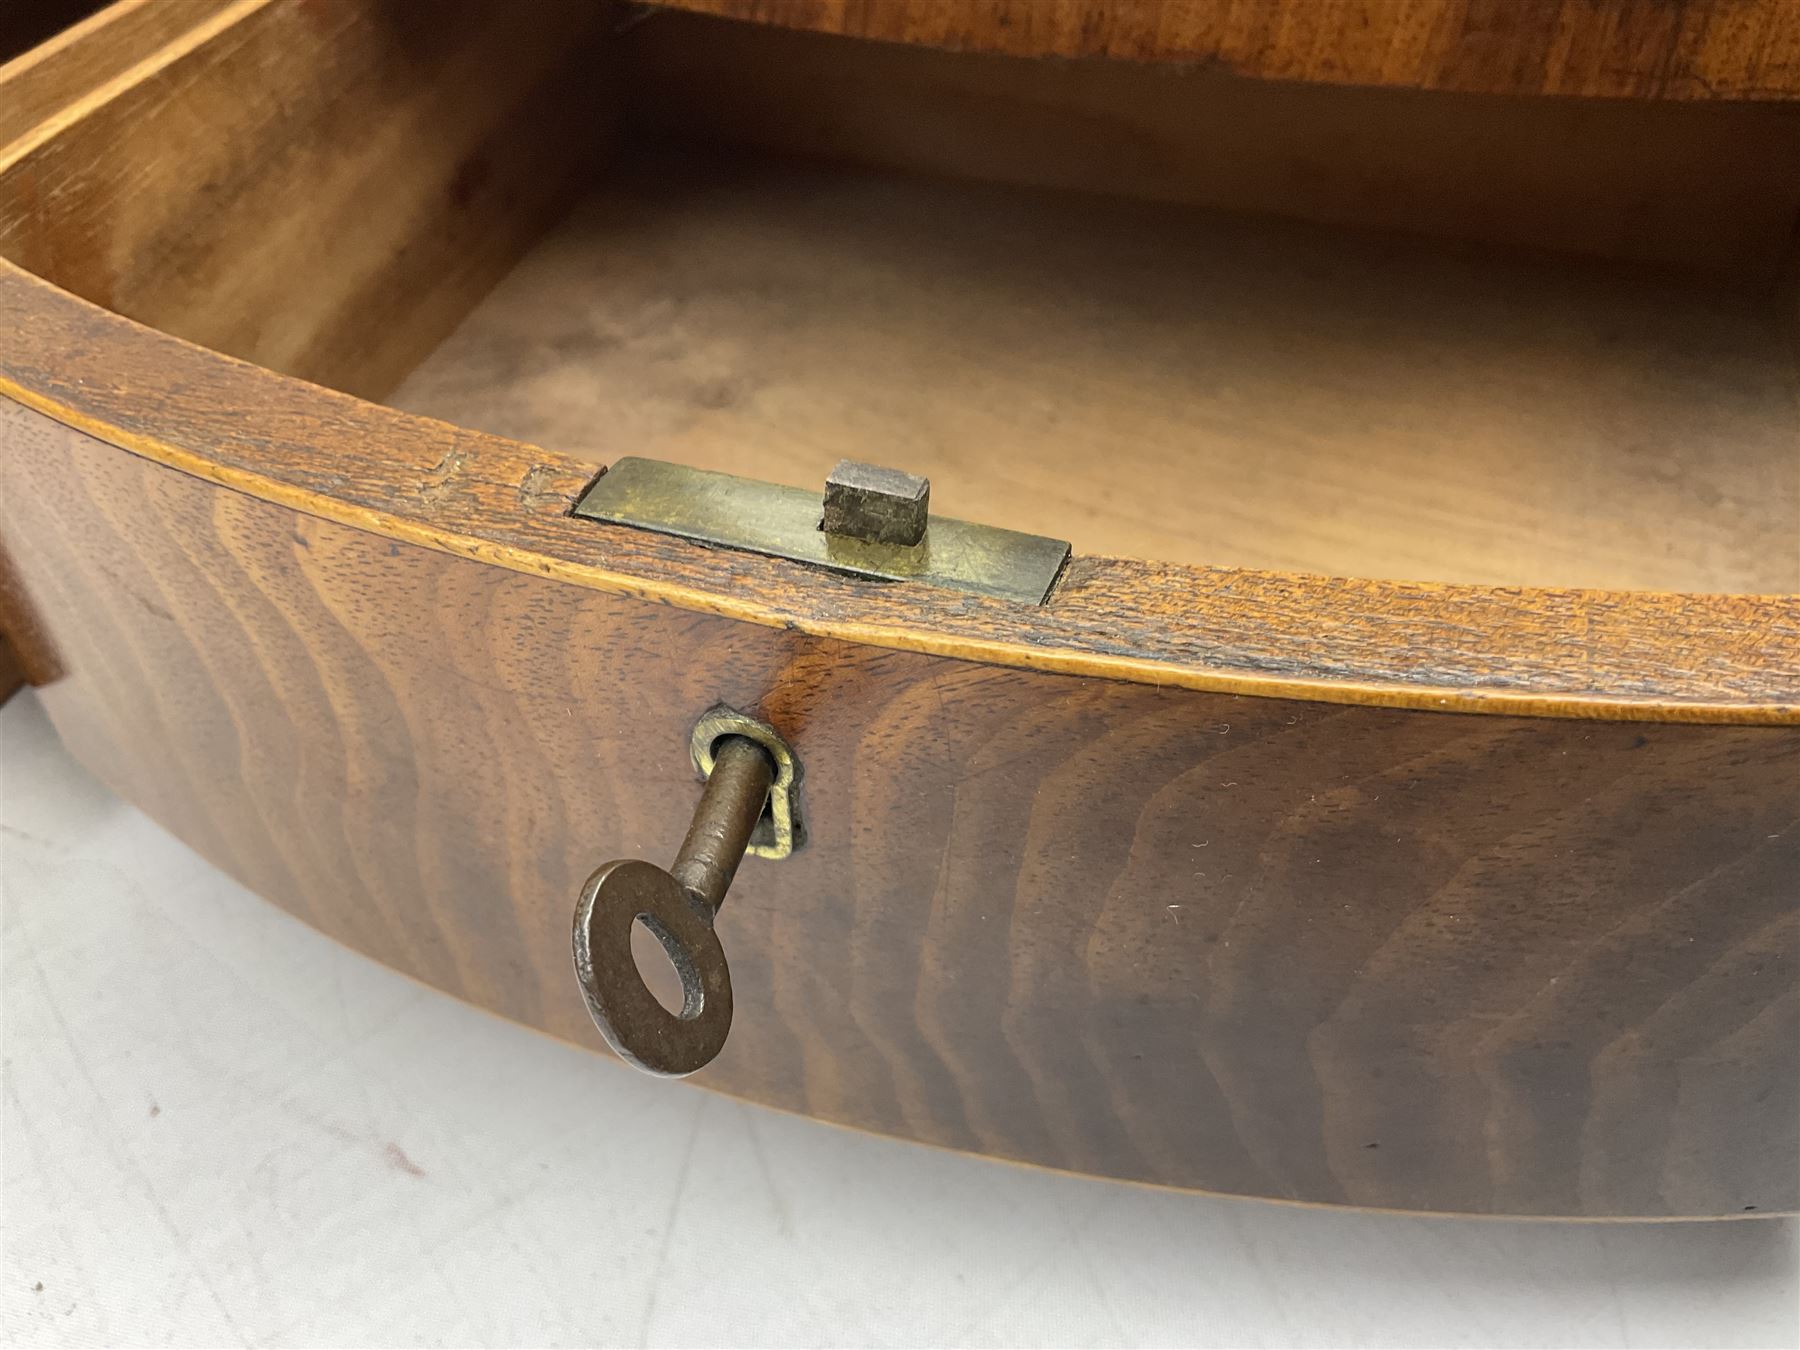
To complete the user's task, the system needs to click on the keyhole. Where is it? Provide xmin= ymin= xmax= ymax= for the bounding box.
xmin=631 ymin=913 xmax=695 ymax=1017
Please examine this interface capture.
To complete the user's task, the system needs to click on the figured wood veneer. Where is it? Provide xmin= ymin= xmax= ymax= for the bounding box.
xmin=0 ymin=0 xmax=1795 ymax=1218
xmin=2 ymin=403 xmax=1794 ymax=1218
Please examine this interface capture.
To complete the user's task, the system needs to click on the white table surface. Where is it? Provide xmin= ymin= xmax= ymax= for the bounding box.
xmin=2 ymin=691 xmax=1795 ymax=1349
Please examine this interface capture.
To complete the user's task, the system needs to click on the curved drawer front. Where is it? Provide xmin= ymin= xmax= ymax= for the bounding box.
xmin=3 ymin=399 xmax=1793 ymax=1219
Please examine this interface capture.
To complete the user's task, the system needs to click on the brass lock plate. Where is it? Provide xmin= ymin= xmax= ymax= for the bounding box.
xmin=689 ymin=705 xmax=801 ymax=860
xmin=572 ymin=457 xmax=1070 ymax=605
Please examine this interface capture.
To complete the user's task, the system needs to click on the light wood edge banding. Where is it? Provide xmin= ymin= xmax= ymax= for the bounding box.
xmin=2 ymin=262 xmax=1794 ymax=726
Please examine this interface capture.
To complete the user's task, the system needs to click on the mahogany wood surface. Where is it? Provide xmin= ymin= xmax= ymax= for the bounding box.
xmin=648 ymin=0 xmax=1800 ymax=100
xmin=2 ymin=403 xmax=1795 ymax=1218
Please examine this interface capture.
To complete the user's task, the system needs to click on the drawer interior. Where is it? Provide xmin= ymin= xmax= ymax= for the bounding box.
xmin=3 ymin=0 xmax=1796 ymax=592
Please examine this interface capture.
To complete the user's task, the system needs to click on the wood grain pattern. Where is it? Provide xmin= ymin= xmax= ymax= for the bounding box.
xmin=2 ymin=406 xmax=1793 ymax=1217
xmin=0 ymin=0 xmax=233 ymax=150
xmin=626 ymin=11 xmax=1800 ymax=280
xmin=647 ymin=0 xmax=1800 ymax=100
xmin=391 ymin=146 xmax=1800 ymax=592
xmin=4 ymin=264 xmax=1796 ymax=724
xmin=2 ymin=0 xmax=1793 ymax=1221
xmin=0 ymin=0 xmax=619 ymax=400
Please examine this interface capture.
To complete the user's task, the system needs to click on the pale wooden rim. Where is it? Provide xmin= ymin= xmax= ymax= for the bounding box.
xmin=4 ymin=264 xmax=1793 ymax=726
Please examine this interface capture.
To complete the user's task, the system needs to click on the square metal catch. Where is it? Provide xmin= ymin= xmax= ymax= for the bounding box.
xmin=573 ymin=457 xmax=1070 ymax=605
xmin=821 ymin=460 xmax=930 ymax=546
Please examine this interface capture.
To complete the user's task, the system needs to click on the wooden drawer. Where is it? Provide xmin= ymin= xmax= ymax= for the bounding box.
xmin=1 ymin=0 xmax=1794 ymax=1219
